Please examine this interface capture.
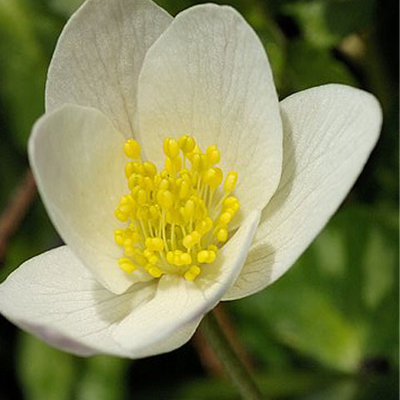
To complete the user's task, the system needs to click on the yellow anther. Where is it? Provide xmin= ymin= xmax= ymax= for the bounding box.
xmin=197 ymin=250 xmax=209 ymax=263
xmin=143 ymin=249 xmax=152 ymax=258
xmin=224 ymin=171 xmax=238 ymax=192
xmin=123 ymin=237 xmax=134 ymax=247
xmin=158 ymin=178 xmax=170 ymax=190
xmin=167 ymin=250 xmax=192 ymax=266
xmin=182 ymin=231 xmax=201 ymax=249
xmin=206 ymin=145 xmax=220 ymax=164
xmin=163 ymin=138 xmax=180 ymax=158
xmin=143 ymin=162 xmax=157 ymax=177
xmin=192 ymin=171 xmax=199 ymax=186
xmin=149 ymin=205 xmax=160 ymax=220
xmin=115 ymin=209 xmax=128 ymax=222
xmin=208 ymin=244 xmax=218 ymax=252
xmin=157 ymin=190 xmax=174 ymax=210
xmin=166 ymin=209 xmax=179 ymax=225
xmin=145 ymin=237 xmax=164 ymax=252
xmin=124 ymin=245 xmax=135 ymax=256
xmin=143 ymin=249 xmax=159 ymax=265
xmin=181 ymin=253 xmax=192 ymax=265
xmin=166 ymin=251 xmax=174 ymax=264
xmin=148 ymin=254 xmax=159 ymax=265
xmin=187 ymin=144 xmax=201 ymax=159
xmin=130 ymin=231 xmax=141 ymax=243
xmin=191 ymin=153 xmax=209 ymax=171
xmin=114 ymin=229 xmax=125 ymax=246
xmin=179 ymin=168 xmax=191 ymax=179
xmin=143 ymin=176 xmax=154 ymax=191
xmin=231 ymin=202 xmax=240 ymax=212
xmin=178 ymin=135 xmax=196 ymax=153
xmin=125 ymin=161 xmax=144 ymax=179
xmin=128 ymin=173 xmax=144 ymax=190
xmin=118 ymin=258 xmax=138 ymax=273
xmin=148 ymin=265 xmax=163 ymax=278
xmin=224 ymin=196 xmax=239 ymax=209
xmin=123 ymin=139 xmax=141 ymax=159
xmin=125 ymin=162 xmax=135 ymax=178
xmin=184 ymin=265 xmax=201 ymax=281
xmin=196 ymin=217 xmax=213 ymax=234
xmin=225 ymin=207 xmax=235 ymax=217
xmin=216 ymin=228 xmax=228 ymax=243
xmin=171 ymin=250 xmax=182 ymax=265
xmin=167 ymin=176 xmax=177 ymax=190
xmin=134 ymin=161 xmax=145 ymax=174
xmin=136 ymin=189 xmax=147 ymax=205
xmin=121 ymin=194 xmax=134 ymax=206
xmin=182 ymin=235 xmax=191 ymax=249
xmin=219 ymin=212 xmax=232 ymax=225
xmin=176 ymin=254 xmax=185 ymax=266
xmin=178 ymin=179 xmax=191 ymax=199
xmin=165 ymin=156 xmax=182 ymax=175
xmin=207 ymin=250 xmax=216 ymax=263
xmin=184 ymin=199 xmax=196 ymax=219
xmin=197 ymin=250 xmax=215 ymax=264
xmin=203 ymin=167 xmax=223 ymax=188
xmin=136 ymin=206 xmax=150 ymax=220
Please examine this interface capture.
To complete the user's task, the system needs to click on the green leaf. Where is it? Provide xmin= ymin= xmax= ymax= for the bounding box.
xmin=283 ymin=39 xmax=357 ymax=94
xmin=17 ymin=333 xmax=77 ymax=400
xmin=47 ymin=0 xmax=85 ymax=17
xmin=284 ymin=0 xmax=376 ymax=49
xmin=0 ymin=0 xmax=60 ymax=150
xmin=76 ymin=356 xmax=129 ymax=400
xmin=284 ymin=0 xmax=340 ymax=48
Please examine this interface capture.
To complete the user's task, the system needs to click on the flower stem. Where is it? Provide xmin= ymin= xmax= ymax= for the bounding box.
xmin=199 ymin=310 xmax=264 ymax=400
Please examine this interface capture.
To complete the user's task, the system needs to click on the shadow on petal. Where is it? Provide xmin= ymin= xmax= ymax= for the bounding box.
xmin=93 ymin=281 xmax=157 ymax=325
xmin=259 ymin=108 xmax=297 ymax=223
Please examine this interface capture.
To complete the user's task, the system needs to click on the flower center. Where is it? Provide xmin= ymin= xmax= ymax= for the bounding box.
xmin=114 ymin=135 xmax=239 ymax=281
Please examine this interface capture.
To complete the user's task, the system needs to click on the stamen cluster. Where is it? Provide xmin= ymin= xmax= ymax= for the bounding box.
xmin=114 ymin=135 xmax=239 ymax=281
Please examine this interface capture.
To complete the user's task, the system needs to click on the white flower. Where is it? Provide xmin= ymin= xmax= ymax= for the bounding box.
xmin=0 ymin=0 xmax=381 ymax=359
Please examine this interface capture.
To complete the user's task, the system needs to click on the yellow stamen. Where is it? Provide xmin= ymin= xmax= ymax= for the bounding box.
xmin=123 ymin=139 xmax=141 ymax=159
xmin=224 ymin=171 xmax=238 ymax=192
xmin=114 ymin=136 xmax=240 ymax=281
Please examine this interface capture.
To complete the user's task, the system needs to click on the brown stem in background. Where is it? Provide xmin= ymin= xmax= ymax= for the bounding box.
xmin=193 ymin=304 xmax=254 ymax=377
xmin=0 ymin=169 xmax=37 ymax=263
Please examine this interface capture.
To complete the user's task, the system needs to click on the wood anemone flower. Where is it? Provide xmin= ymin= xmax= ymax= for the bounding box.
xmin=0 ymin=0 xmax=381 ymax=359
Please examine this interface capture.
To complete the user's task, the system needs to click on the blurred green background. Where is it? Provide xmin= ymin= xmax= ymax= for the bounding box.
xmin=0 ymin=0 xmax=398 ymax=399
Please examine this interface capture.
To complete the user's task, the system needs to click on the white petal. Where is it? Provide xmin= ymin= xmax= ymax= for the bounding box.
xmin=46 ymin=0 xmax=172 ymax=136
xmin=113 ymin=210 xmax=260 ymax=358
xmin=29 ymin=104 xmax=139 ymax=294
xmin=224 ymin=84 xmax=382 ymax=300
xmin=0 ymin=247 xmax=156 ymax=357
xmin=137 ymin=4 xmax=282 ymax=217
